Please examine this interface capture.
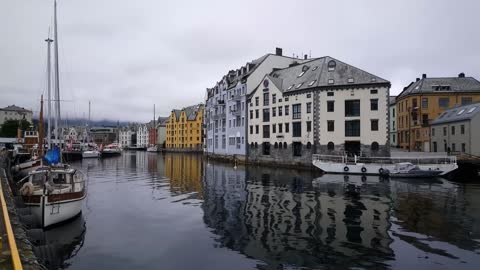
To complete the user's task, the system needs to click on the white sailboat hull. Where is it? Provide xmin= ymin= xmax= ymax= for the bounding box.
xmin=82 ymin=150 xmax=101 ymax=158
xmin=27 ymin=194 xmax=85 ymax=228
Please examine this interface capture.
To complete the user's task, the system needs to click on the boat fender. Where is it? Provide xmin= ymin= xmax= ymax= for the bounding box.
xmin=378 ymin=168 xmax=384 ymax=174
xmin=20 ymin=182 xmax=34 ymax=196
xmin=361 ymin=167 xmax=367 ymax=173
xmin=361 ymin=175 xmax=367 ymax=182
xmin=344 ymin=166 xmax=349 ymax=172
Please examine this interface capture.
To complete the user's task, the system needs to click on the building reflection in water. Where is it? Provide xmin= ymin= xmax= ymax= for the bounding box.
xmin=165 ymin=153 xmax=204 ymax=198
xmin=202 ymin=163 xmax=394 ymax=269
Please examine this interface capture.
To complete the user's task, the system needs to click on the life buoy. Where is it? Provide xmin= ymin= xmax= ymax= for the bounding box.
xmin=378 ymin=168 xmax=384 ymax=174
xmin=361 ymin=175 xmax=367 ymax=181
xmin=344 ymin=166 xmax=349 ymax=172
xmin=361 ymin=167 xmax=367 ymax=173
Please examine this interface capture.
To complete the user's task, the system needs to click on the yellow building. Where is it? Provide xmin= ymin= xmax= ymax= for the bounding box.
xmin=166 ymin=104 xmax=204 ymax=150
xmin=396 ymin=73 xmax=480 ymax=151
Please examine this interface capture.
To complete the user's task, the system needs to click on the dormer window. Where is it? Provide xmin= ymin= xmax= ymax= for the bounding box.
xmin=328 ymin=60 xmax=336 ymax=71
xmin=328 ymin=79 xmax=334 ymax=84
xmin=347 ymin=78 xmax=354 ymax=83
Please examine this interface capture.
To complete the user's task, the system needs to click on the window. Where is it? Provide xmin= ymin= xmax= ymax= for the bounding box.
xmin=422 ymin=114 xmax=428 ymax=126
xmin=433 ymin=141 xmax=438 ymax=152
xmin=458 ymin=109 xmax=465 ymax=115
xmin=292 ymin=104 xmax=301 ymax=119
xmin=278 ymin=106 xmax=283 ymax=116
xmin=285 ymin=105 xmax=289 ymax=116
xmin=293 ymin=142 xmax=302 ymax=156
xmin=272 ymin=124 xmax=276 ymax=133
xmin=461 ymin=125 xmax=465 ymax=134
xmin=278 ymin=123 xmax=282 ymax=133
xmin=327 ymin=120 xmax=334 ymax=132
xmin=345 ymin=100 xmax=360 ymax=117
xmin=296 ymin=83 xmax=304 ymax=89
xmin=263 ymin=93 xmax=269 ymax=106
xmin=412 ymin=98 xmax=418 ymax=108
xmin=250 ymin=125 xmax=253 ymax=134
xmin=461 ymin=97 xmax=473 ymax=105
xmin=422 ymin=98 xmax=428 ymax=109
xmin=443 ymin=127 xmax=447 ymax=136
xmin=285 ymin=123 xmax=289 ymax=133
xmin=327 ymin=92 xmax=334 ymax=97
xmin=287 ymin=85 xmax=294 ymax=90
xmin=307 ymin=102 xmax=312 ymax=113
xmin=262 ymin=142 xmax=270 ymax=155
xmin=263 ymin=125 xmax=270 ymax=138
xmin=452 ymin=143 xmax=456 ymax=152
xmin=327 ymin=101 xmax=334 ymax=112
xmin=255 ymin=97 xmax=259 ymax=106
xmin=462 ymin=143 xmax=466 ymax=152
xmin=263 ymin=108 xmax=270 ymax=122
xmin=298 ymin=71 xmax=305 ymax=77
xmin=272 ymin=94 xmax=276 ymax=104
xmin=255 ymin=125 xmax=259 ymax=134
xmin=327 ymin=60 xmax=336 ymax=71
xmin=371 ymin=119 xmax=379 ymax=131
xmin=345 ymin=120 xmax=360 ymax=136
xmin=438 ymin=97 xmax=449 ymax=108
xmin=328 ymin=79 xmax=334 ymax=84
xmin=393 ymin=108 xmax=396 ymax=117
xmin=348 ymin=78 xmax=354 ymax=83
xmin=285 ymin=97 xmax=289 ymax=102
xmin=451 ymin=126 xmax=455 ymax=135
xmin=308 ymin=80 xmax=316 ymax=86
xmin=250 ymin=110 xmax=253 ymax=119
xmin=468 ymin=107 xmax=477 ymax=113
xmin=370 ymin=89 xmax=378 ymax=94
xmin=432 ymin=128 xmax=435 ymax=136
xmin=292 ymin=122 xmax=302 ymax=137
xmin=307 ymin=121 xmax=312 ymax=132
xmin=371 ymin=142 xmax=379 ymax=151
xmin=272 ymin=107 xmax=276 ymax=117
xmin=370 ymin=99 xmax=378 ymax=111
xmin=327 ymin=142 xmax=334 ymax=150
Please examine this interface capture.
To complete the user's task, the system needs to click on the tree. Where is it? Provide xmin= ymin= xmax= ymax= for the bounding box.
xmin=0 ymin=119 xmax=32 ymax=137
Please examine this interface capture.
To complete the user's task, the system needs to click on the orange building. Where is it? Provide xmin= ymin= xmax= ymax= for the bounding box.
xmin=396 ymin=73 xmax=480 ymax=151
xmin=165 ymin=104 xmax=204 ymax=150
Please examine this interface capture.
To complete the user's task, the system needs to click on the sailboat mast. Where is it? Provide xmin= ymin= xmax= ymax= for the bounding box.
xmin=45 ymin=35 xmax=53 ymax=149
xmin=88 ymin=100 xmax=91 ymax=143
xmin=39 ymin=95 xmax=44 ymax=156
xmin=53 ymin=0 xmax=61 ymax=146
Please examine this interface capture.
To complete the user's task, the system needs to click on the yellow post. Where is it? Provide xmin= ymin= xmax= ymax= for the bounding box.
xmin=0 ymin=172 xmax=23 ymax=270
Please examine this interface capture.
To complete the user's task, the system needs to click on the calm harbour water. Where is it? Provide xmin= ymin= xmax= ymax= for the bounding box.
xmin=47 ymin=151 xmax=480 ymax=269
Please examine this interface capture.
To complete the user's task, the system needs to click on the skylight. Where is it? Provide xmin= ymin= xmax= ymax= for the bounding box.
xmin=468 ymin=107 xmax=477 ymax=113
xmin=312 ymin=66 xmax=318 ymax=71
xmin=347 ymin=78 xmax=354 ymax=83
xmin=328 ymin=79 xmax=334 ymax=84
xmin=298 ymin=71 xmax=305 ymax=77
xmin=457 ymin=109 xmax=465 ymax=115
xmin=287 ymin=85 xmax=294 ymax=90
xmin=296 ymin=83 xmax=303 ymax=89
xmin=308 ymin=80 xmax=316 ymax=86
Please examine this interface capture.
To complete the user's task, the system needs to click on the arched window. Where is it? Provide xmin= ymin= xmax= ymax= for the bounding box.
xmin=307 ymin=142 xmax=312 ymax=149
xmin=278 ymin=142 xmax=282 ymax=149
xmin=274 ymin=142 xmax=278 ymax=148
xmin=283 ymin=142 xmax=287 ymax=149
xmin=328 ymin=60 xmax=336 ymax=71
xmin=327 ymin=142 xmax=334 ymax=150
xmin=250 ymin=142 xmax=254 ymax=148
xmin=371 ymin=142 xmax=379 ymax=151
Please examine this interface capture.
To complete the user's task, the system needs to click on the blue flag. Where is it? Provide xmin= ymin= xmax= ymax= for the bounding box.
xmin=44 ymin=146 xmax=61 ymax=165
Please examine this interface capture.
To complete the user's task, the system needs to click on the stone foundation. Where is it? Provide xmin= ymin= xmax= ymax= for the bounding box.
xmin=247 ymin=143 xmax=315 ymax=168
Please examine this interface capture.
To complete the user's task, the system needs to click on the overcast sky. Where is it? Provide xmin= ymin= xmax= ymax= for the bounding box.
xmin=1 ymin=0 xmax=479 ymax=122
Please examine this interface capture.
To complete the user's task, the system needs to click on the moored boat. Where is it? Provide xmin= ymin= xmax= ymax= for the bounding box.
xmin=146 ymin=145 xmax=158 ymax=152
xmin=102 ymin=143 xmax=122 ymax=157
xmin=380 ymin=162 xmax=443 ymax=178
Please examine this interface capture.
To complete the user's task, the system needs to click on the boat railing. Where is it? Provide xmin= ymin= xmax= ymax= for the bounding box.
xmin=312 ymin=154 xmax=457 ymax=165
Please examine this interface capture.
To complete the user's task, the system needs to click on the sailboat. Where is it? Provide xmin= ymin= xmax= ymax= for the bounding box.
xmin=82 ymin=101 xmax=101 ymax=158
xmin=18 ymin=0 xmax=87 ymax=228
xmin=146 ymin=104 xmax=158 ymax=152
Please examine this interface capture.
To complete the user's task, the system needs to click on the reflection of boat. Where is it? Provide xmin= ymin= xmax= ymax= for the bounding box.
xmin=146 ymin=145 xmax=158 ymax=152
xmin=381 ymin=162 xmax=443 ymax=178
xmin=18 ymin=164 xmax=87 ymax=228
xmin=312 ymin=154 xmax=457 ymax=176
xmin=102 ymin=143 xmax=122 ymax=157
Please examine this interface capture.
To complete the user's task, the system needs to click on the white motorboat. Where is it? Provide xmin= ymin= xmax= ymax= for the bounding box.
xmin=312 ymin=154 xmax=458 ymax=176
xmin=82 ymin=149 xmax=101 ymax=158
xmin=102 ymin=143 xmax=122 ymax=157
xmin=18 ymin=165 xmax=86 ymax=228
xmin=146 ymin=145 xmax=158 ymax=152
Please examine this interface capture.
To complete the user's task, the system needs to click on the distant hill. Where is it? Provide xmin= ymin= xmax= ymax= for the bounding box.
xmin=33 ymin=118 xmax=131 ymax=127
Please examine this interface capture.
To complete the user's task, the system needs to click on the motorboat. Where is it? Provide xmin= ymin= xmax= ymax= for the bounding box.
xmin=146 ymin=145 xmax=158 ymax=152
xmin=82 ymin=143 xmax=101 ymax=158
xmin=18 ymin=164 xmax=86 ymax=228
xmin=102 ymin=143 xmax=122 ymax=157
xmin=380 ymin=162 xmax=443 ymax=178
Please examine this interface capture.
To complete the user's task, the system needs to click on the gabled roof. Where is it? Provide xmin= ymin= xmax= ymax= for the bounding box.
xmin=0 ymin=105 xmax=32 ymax=113
xmin=185 ymin=104 xmax=204 ymax=121
xmin=172 ymin=109 xmax=182 ymax=121
xmin=389 ymin=96 xmax=397 ymax=105
xmin=269 ymin=56 xmax=389 ymax=94
xmin=398 ymin=75 xmax=480 ymax=98
xmin=432 ymin=102 xmax=480 ymax=125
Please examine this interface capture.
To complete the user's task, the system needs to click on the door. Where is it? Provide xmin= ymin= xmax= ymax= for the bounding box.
xmin=423 ymin=141 xmax=430 ymax=152
xmin=344 ymin=141 xmax=361 ymax=156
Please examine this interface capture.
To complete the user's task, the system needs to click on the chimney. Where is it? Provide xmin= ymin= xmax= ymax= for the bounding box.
xmin=304 ymin=54 xmax=308 ymax=60
xmin=275 ymin=47 xmax=283 ymax=56
xmin=459 ymin=72 xmax=465 ymax=78
xmin=422 ymin=73 xmax=427 ymax=79
xmin=416 ymin=78 xmax=420 ymax=82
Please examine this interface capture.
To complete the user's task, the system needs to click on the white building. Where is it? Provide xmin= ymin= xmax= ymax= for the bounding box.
xmin=389 ymin=96 xmax=397 ymax=147
xmin=119 ymin=127 xmax=135 ymax=148
xmin=136 ymin=124 xmax=149 ymax=147
xmin=247 ymin=57 xmax=390 ymax=166
xmin=0 ymin=105 xmax=33 ymax=125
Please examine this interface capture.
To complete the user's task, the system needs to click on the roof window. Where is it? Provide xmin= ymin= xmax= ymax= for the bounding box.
xmin=328 ymin=79 xmax=334 ymax=85
xmin=468 ymin=107 xmax=477 ymax=113
xmin=308 ymin=80 xmax=316 ymax=86
xmin=312 ymin=66 xmax=318 ymax=71
xmin=457 ymin=109 xmax=465 ymax=115
xmin=287 ymin=85 xmax=294 ymax=90
xmin=296 ymin=83 xmax=304 ymax=89
xmin=347 ymin=78 xmax=354 ymax=83
xmin=327 ymin=60 xmax=336 ymax=71
xmin=298 ymin=71 xmax=305 ymax=77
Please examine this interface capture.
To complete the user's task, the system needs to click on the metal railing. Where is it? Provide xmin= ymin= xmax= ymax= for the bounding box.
xmin=312 ymin=154 xmax=457 ymax=165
